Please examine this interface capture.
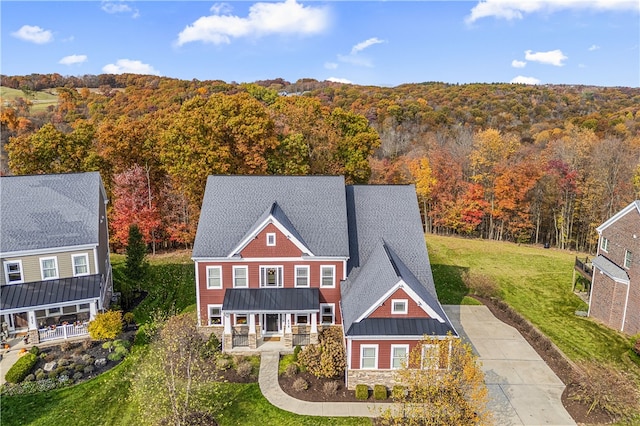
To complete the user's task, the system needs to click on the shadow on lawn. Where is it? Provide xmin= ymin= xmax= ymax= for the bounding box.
xmin=431 ymin=263 xmax=470 ymax=305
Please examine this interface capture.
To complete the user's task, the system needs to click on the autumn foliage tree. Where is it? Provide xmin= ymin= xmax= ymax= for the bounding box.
xmin=88 ymin=310 xmax=123 ymax=341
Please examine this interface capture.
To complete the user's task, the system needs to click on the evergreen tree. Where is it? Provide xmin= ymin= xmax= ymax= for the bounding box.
xmin=125 ymin=223 xmax=148 ymax=282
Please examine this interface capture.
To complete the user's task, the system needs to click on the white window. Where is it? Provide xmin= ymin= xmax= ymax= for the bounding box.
xmin=233 ymin=266 xmax=248 ymax=288
xmin=295 ymin=265 xmax=309 ymax=287
xmin=260 ymin=266 xmax=283 ymax=287
xmin=392 ymin=299 xmax=408 ymax=314
xmin=266 ymin=232 xmax=276 ymax=246
xmin=320 ymin=303 xmax=335 ymax=324
xmin=208 ymin=305 xmax=222 ymax=325
xmin=360 ymin=345 xmax=378 ymax=369
xmin=4 ymin=260 xmax=23 ymax=284
xmin=625 ymin=250 xmax=633 ymax=269
xmin=40 ymin=257 xmax=59 ymax=280
xmin=63 ymin=305 xmax=77 ymax=314
xmin=421 ymin=344 xmax=440 ymax=369
xmin=206 ymin=266 xmax=222 ymax=289
xmin=72 ymin=254 xmax=90 ymax=276
xmin=48 ymin=307 xmax=60 ymax=314
xmin=320 ymin=265 xmax=335 ymax=287
xmin=391 ymin=344 xmax=409 ymax=369
xmin=235 ymin=314 xmax=248 ymax=325
xmin=295 ymin=314 xmax=309 ymax=324
xmin=78 ymin=303 xmax=90 ymax=311
xmin=601 ymin=237 xmax=609 ymax=252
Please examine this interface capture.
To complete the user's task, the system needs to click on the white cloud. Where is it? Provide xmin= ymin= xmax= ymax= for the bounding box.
xmin=337 ymin=53 xmax=373 ymax=68
xmin=466 ymin=0 xmax=639 ymax=23
xmin=11 ymin=25 xmax=53 ymax=44
xmin=59 ymin=54 xmax=88 ymax=65
xmin=324 ymin=62 xmax=338 ymax=70
xmin=102 ymin=1 xmax=140 ymax=18
xmin=525 ymin=49 xmax=567 ymax=66
xmin=351 ymin=37 xmax=384 ymax=54
xmin=102 ymin=59 xmax=160 ymax=75
xmin=588 ymin=44 xmax=600 ymax=51
xmin=326 ymin=77 xmax=352 ymax=84
xmin=210 ymin=3 xmax=232 ymax=15
xmin=510 ymin=75 xmax=541 ymax=85
xmin=176 ymin=0 xmax=329 ymax=46
xmin=512 ymin=59 xmax=527 ymax=68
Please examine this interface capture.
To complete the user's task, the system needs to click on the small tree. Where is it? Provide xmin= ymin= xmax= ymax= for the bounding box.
xmin=380 ymin=336 xmax=492 ymax=426
xmin=297 ymin=327 xmax=346 ymax=378
xmin=88 ymin=310 xmax=123 ymax=341
xmin=125 ymin=223 xmax=148 ymax=282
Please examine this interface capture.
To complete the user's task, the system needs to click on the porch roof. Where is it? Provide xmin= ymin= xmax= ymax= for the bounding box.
xmin=346 ymin=317 xmax=456 ymax=337
xmin=222 ymin=288 xmax=319 ymax=313
xmin=0 ymin=274 xmax=102 ymax=313
xmin=592 ymin=255 xmax=630 ymax=284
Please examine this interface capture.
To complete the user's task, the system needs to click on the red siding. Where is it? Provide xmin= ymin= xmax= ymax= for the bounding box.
xmin=240 ymin=223 xmax=303 ymax=258
xmin=350 ymin=339 xmax=422 ymax=370
xmin=368 ymin=288 xmax=429 ymax=318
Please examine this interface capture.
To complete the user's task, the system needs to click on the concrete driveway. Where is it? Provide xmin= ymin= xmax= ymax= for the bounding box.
xmin=443 ymin=305 xmax=576 ymax=426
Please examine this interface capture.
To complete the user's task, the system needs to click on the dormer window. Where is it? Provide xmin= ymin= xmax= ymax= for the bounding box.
xmin=266 ymin=233 xmax=276 ymax=246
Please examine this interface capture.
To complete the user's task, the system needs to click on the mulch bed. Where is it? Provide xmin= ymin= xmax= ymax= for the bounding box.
xmin=279 ymin=372 xmax=391 ymax=403
xmin=474 ymin=295 xmax=614 ymax=425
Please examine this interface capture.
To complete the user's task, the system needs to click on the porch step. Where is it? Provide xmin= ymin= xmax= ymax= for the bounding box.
xmin=263 ymin=336 xmax=281 ymax=342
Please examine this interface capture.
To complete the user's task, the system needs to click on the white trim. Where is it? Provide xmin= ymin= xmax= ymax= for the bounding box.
xmin=390 ymin=344 xmax=410 ymax=369
xmin=227 ymin=216 xmax=314 ymax=257
xmin=355 ymin=280 xmax=445 ymax=323
xmin=192 ymin=256 xmax=348 ymax=263
xmin=3 ymin=259 xmax=24 ymax=284
xmin=294 ymin=313 xmax=310 ymax=325
xmin=1 ymin=243 xmax=97 ymax=258
xmin=320 ymin=265 xmax=336 ymax=288
xmin=596 ymin=201 xmax=640 ymax=233
xmin=1 ymin=297 xmax=100 ymax=316
xmin=600 ymin=237 xmax=610 ymax=253
xmin=621 ymin=278 xmax=631 ymax=332
xmin=92 ymin=247 xmax=100 ymax=276
xmin=266 ymin=232 xmax=276 ymax=246
xmin=40 ymin=256 xmax=59 ymax=280
xmin=233 ymin=265 xmax=249 ymax=288
xmin=207 ymin=304 xmax=223 ymax=326
xmin=72 ymin=253 xmax=91 ymax=277
xmin=391 ymin=299 xmax=408 ymax=314
xmin=206 ymin=266 xmax=223 ymax=289
xmin=294 ymin=265 xmax=310 ymax=287
xmin=320 ymin=303 xmax=335 ymax=325
xmin=360 ymin=344 xmax=378 ymax=369
xmin=234 ymin=313 xmax=248 ymax=326
xmin=624 ymin=250 xmax=632 ymax=269
xmin=195 ymin=261 xmax=201 ymax=326
xmin=260 ymin=265 xmax=283 ymax=287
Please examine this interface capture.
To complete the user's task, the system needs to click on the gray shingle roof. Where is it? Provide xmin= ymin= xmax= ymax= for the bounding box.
xmin=346 ymin=317 xmax=456 ymax=337
xmin=0 ymin=172 xmax=103 ymax=253
xmin=0 ymin=274 xmax=102 ymax=312
xmin=592 ymin=255 xmax=630 ymax=284
xmin=192 ymin=176 xmax=349 ymax=258
xmin=223 ymin=288 xmax=319 ymax=312
xmin=341 ymin=185 xmax=454 ymax=336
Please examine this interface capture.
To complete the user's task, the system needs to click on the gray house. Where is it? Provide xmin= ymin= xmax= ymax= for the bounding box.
xmin=0 ymin=172 xmax=113 ymax=344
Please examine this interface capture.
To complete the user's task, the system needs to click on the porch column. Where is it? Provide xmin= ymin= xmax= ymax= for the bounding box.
xmin=310 ymin=312 xmax=318 ymax=344
xmin=89 ymin=301 xmax=98 ymax=321
xmin=285 ymin=314 xmax=292 ymax=333
xmin=248 ymin=314 xmax=257 ymax=349
xmin=27 ymin=311 xmax=37 ymax=330
xmin=223 ymin=313 xmax=232 ymax=351
xmin=283 ymin=314 xmax=293 ymax=349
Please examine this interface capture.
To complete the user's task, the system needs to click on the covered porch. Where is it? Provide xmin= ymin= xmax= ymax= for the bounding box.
xmin=221 ymin=288 xmax=321 ymax=351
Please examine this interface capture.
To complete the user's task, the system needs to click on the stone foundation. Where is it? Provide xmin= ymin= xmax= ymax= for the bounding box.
xmin=347 ymin=369 xmax=399 ymax=390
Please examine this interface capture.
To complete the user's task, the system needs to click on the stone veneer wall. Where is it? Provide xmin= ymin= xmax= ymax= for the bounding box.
xmin=347 ymin=369 xmax=398 ymax=390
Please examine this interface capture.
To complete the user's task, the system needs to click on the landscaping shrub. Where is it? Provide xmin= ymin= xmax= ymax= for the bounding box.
xmin=48 ymin=371 xmax=58 ymax=380
xmin=293 ymin=345 xmax=302 ymax=361
xmin=60 ymin=341 xmax=72 ymax=352
xmin=88 ymin=310 xmax=123 ymax=340
xmin=391 ymin=385 xmax=406 ymax=401
xmin=292 ymin=377 xmax=308 ymax=391
xmin=58 ymin=359 xmax=69 ymax=367
xmin=236 ymin=362 xmax=253 ymax=378
xmin=107 ymin=352 xmax=124 ymax=362
xmin=202 ymin=333 xmax=221 ymax=359
xmin=29 ymin=346 xmax=40 ymax=356
xmin=355 ymin=384 xmax=369 ymax=400
xmin=4 ymin=353 xmax=37 ymax=384
xmin=123 ymin=312 xmax=135 ymax=327
xmin=284 ymin=363 xmax=298 ymax=377
xmin=323 ymin=380 xmax=340 ymax=396
xmin=215 ymin=355 xmax=231 ymax=371
xmin=84 ymin=365 xmax=95 ymax=374
xmin=35 ymin=372 xmax=46 ymax=381
xmin=297 ymin=327 xmax=346 ymax=378
xmin=73 ymin=372 xmax=83 ymax=381
xmin=82 ymin=339 xmax=93 ymax=350
xmin=23 ymin=374 xmax=35 ymax=382
xmin=373 ymin=384 xmax=388 ymax=400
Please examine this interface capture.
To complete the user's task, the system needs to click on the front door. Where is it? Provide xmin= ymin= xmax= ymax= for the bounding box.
xmin=263 ymin=314 xmax=281 ymax=335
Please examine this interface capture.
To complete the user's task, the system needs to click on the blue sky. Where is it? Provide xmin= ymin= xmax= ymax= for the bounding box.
xmin=2 ymin=1 xmax=639 ymax=87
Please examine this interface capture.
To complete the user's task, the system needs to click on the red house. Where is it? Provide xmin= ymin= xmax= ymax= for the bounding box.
xmin=192 ymin=176 xmax=456 ymax=387
xmin=589 ymin=201 xmax=640 ymax=335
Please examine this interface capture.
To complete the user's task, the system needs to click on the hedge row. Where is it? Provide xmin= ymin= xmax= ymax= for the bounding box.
xmin=5 ymin=353 xmax=38 ymax=384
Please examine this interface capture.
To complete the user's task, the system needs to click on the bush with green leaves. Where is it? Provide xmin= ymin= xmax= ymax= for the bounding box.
xmin=88 ymin=310 xmax=123 ymax=341
xmin=4 ymin=353 xmax=37 ymax=384
xmin=293 ymin=345 xmax=302 ymax=361
xmin=391 ymin=385 xmax=406 ymax=401
xmin=355 ymin=384 xmax=369 ymax=400
xmin=236 ymin=362 xmax=253 ymax=378
xmin=297 ymin=327 xmax=346 ymax=378
xmin=29 ymin=346 xmax=40 ymax=356
xmin=202 ymin=333 xmax=221 ymax=359
xmin=374 ymin=384 xmax=388 ymax=400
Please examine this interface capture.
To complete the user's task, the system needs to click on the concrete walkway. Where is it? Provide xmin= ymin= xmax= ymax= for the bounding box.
xmin=259 ymin=351 xmax=391 ymax=418
xmin=443 ymin=305 xmax=576 ymax=426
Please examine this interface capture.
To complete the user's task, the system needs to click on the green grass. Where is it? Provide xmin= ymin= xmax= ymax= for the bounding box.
xmin=0 ymin=86 xmax=58 ymax=112
xmin=427 ymin=234 xmax=640 ymax=369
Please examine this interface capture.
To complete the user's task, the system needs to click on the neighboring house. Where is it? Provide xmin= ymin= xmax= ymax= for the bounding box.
xmin=589 ymin=201 xmax=640 ymax=335
xmin=0 ymin=172 xmax=113 ymax=344
xmin=193 ymin=175 xmax=456 ymax=388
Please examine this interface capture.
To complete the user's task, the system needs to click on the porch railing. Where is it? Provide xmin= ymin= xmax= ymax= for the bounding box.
xmin=293 ymin=333 xmax=310 ymax=346
xmin=232 ymin=331 xmax=249 ymax=347
xmin=574 ymin=257 xmax=593 ymax=281
xmin=39 ymin=322 xmax=89 ymax=342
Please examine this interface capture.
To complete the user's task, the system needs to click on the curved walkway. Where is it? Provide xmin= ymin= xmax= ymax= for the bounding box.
xmin=259 ymin=305 xmax=576 ymax=425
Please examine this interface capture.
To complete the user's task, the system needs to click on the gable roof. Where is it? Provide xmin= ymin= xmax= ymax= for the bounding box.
xmin=592 ymin=255 xmax=630 ymax=284
xmin=341 ymin=185 xmax=455 ymax=336
xmin=596 ymin=201 xmax=640 ymax=233
xmin=0 ymin=172 xmax=104 ymax=254
xmin=192 ymin=175 xmax=350 ymax=258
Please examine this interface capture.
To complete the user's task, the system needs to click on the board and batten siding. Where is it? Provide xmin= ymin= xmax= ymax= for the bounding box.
xmin=0 ymin=249 xmax=96 ymax=286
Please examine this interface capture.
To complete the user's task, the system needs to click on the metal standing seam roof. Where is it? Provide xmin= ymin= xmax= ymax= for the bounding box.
xmin=222 ymin=288 xmax=319 ymax=312
xmin=0 ymin=172 xmax=103 ymax=253
xmin=347 ymin=318 xmax=456 ymax=337
xmin=0 ymin=274 xmax=102 ymax=312
xmin=592 ymin=255 xmax=630 ymax=284
xmin=192 ymin=175 xmax=349 ymax=258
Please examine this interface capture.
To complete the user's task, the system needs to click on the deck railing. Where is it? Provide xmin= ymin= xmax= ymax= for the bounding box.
xmin=38 ymin=322 xmax=89 ymax=342
xmin=574 ymin=257 xmax=593 ymax=280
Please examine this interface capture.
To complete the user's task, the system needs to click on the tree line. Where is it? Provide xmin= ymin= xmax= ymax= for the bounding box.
xmin=1 ymin=74 xmax=638 ymax=253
